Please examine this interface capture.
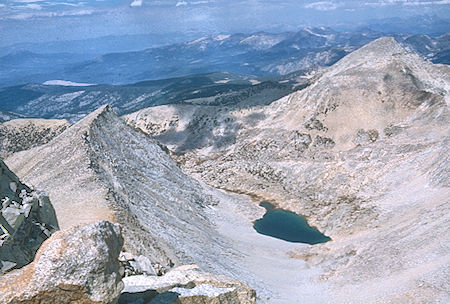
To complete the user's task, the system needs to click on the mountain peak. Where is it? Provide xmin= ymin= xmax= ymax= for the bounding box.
xmin=264 ymin=35 xmax=448 ymax=151
xmin=86 ymin=104 xmax=113 ymax=118
xmin=72 ymin=104 xmax=115 ymax=131
xmin=327 ymin=36 xmax=413 ymax=76
xmin=357 ymin=36 xmax=405 ymax=55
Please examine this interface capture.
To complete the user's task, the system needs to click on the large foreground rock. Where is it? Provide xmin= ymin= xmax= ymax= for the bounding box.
xmin=0 ymin=220 xmax=124 ymax=304
xmin=0 ymin=159 xmax=58 ymax=273
xmin=120 ymin=265 xmax=256 ymax=304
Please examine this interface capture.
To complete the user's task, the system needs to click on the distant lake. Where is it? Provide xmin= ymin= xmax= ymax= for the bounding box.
xmin=253 ymin=202 xmax=331 ymax=245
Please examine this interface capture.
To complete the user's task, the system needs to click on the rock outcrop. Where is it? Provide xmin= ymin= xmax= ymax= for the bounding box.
xmin=119 ymin=251 xmax=158 ymax=277
xmin=0 ymin=159 xmax=58 ymax=273
xmin=0 ymin=220 xmax=124 ymax=304
xmin=120 ymin=265 xmax=256 ymax=304
xmin=0 ymin=118 xmax=70 ymax=158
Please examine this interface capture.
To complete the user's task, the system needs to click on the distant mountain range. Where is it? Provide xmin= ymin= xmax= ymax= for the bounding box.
xmin=356 ymin=15 xmax=450 ymax=35
xmin=0 ymin=52 xmax=94 ymax=88
xmin=0 ymin=32 xmax=204 ymax=57
xmin=0 ymin=72 xmax=300 ymax=122
xmin=1 ymin=27 xmax=448 ymax=88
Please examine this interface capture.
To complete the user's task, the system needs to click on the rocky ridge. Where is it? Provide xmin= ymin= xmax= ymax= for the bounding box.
xmin=4 ymin=105 xmax=248 ymax=277
xmin=3 ymin=103 xmax=324 ymax=303
xmin=125 ymin=37 xmax=450 ymax=302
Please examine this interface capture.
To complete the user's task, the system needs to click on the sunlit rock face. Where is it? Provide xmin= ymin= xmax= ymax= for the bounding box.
xmin=0 ymin=221 xmax=123 ymax=304
xmin=121 ymin=265 xmax=256 ymax=304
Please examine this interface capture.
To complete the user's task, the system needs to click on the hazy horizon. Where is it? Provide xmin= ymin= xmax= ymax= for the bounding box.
xmin=1 ymin=0 xmax=450 ymax=48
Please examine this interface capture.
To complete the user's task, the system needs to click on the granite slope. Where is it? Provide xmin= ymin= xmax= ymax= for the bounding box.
xmin=126 ymin=37 xmax=450 ymax=302
xmin=4 ymin=105 xmax=336 ymax=303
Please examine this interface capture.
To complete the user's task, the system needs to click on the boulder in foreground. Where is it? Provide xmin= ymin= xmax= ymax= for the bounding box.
xmin=0 ymin=220 xmax=124 ymax=304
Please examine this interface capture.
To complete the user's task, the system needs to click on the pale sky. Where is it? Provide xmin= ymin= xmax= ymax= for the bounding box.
xmin=0 ymin=0 xmax=449 ymax=45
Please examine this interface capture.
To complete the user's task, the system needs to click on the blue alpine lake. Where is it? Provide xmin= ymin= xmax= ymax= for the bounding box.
xmin=253 ymin=202 xmax=331 ymax=244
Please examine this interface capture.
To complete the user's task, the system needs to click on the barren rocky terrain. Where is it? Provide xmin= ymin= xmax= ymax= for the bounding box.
xmin=1 ymin=37 xmax=448 ymax=303
xmin=125 ymin=37 xmax=450 ymax=302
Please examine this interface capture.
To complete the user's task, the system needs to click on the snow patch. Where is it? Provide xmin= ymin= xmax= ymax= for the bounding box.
xmin=304 ymin=27 xmax=334 ymax=40
xmin=240 ymin=34 xmax=284 ymax=50
xmin=43 ymin=80 xmax=95 ymax=87
xmin=130 ymin=0 xmax=142 ymax=7
xmin=215 ymin=79 xmax=230 ymax=84
xmin=55 ymin=91 xmax=86 ymax=103
xmin=187 ymin=37 xmax=207 ymax=45
xmin=214 ymin=35 xmax=230 ymax=41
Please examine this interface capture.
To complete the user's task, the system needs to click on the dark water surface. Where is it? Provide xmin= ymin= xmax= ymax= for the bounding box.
xmin=253 ymin=202 xmax=331 ymax=245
